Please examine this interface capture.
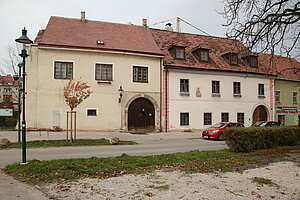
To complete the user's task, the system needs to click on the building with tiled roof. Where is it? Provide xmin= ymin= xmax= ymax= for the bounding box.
xmin=37 ymin=16 xmax=162 ymax=56
xmin=150 ymin=27 xmax=284 ymax=131
xmin=26 ymin=13 xmax=163 ymax=131
xmin=25 ymin=13 xmax=299 ymax=131
xmin=0 ymin=76 xmax=19 ymax=105
xmin=258 ymin=54 xmax=300 ymax=126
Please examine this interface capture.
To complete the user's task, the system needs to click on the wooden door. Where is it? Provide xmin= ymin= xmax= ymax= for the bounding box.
xmin=252 ymin=105 xmax=268 ymax=124
xmin=128 ymin=98 xmax=155 ymax=133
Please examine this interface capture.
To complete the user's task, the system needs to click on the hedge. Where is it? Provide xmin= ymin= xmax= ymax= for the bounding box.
xmin=224 ymin=127 xmax=300 ymax=152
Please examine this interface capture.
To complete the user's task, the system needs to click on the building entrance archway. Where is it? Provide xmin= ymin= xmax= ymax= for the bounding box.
xmin=252 ymin=105 xmax=268 ymax=124
xmin=128 ymin=97 xmax=155 ymax=133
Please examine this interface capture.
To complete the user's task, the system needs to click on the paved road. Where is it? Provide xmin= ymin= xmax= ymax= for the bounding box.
xmin=0 ymin=131 xmax=227 ymax=167
xmin=0 ymin=131 xmax=227 ymax=200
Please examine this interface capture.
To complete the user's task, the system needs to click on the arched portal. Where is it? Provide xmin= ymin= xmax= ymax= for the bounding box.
xmin=128 ymin=97 xmax=155 ymax=133
xmin=252 ymin=105 xmax=268 ymax=124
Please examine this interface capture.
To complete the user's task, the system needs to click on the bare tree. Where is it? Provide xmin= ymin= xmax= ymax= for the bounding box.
xmin=0 ymin=44 xmax=21 ymax=75
xmin=222 ymin=0 xmax=300 ymax=58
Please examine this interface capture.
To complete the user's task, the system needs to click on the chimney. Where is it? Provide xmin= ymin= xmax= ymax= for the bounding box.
xmin=81 ymin=11 xmax=86 ymax=21
xmin=142 ymin=19 xmax=147 ymax=27
xmin=164 ymin=23 xmax=173 ymax=31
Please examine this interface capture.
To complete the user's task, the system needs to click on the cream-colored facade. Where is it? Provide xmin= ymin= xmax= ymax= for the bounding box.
xmin=26 ymin=46 xmax=162 ymax=131
xmin=164 ymin=68 xmax=275 ymax=131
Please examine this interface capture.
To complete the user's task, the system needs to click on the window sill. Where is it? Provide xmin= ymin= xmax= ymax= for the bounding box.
xmin=97 ymin=81 xmax=112 ymax=84
xmin=258 ymin=95 xmax=265 ymax=98
xmin=233 ymin=94 xmax=242 ymax=98
xmin=211 ymin=93 xmax=221 ymax=97
xmin=133 ymin=81 xmax=149 ymax=83
xmin=180 ymin=92 xmax=190 ymax=96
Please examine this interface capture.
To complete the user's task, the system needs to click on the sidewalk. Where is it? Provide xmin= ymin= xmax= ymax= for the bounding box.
xmin=0 ymin=130 xmax=203 ymax=144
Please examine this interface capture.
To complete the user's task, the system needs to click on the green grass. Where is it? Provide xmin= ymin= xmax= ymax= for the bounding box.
xmin=251 ymin=177 xmax=279 ymax=187
xmin=0 ymin=127 xmax=16 ymax=131
xmin=4 ymin=146 xmax=299 ymax=184
xmin=153 ymin=185 xmax=170 ymax=190
xmin=0 ymin=139 xmax=137 ymax=149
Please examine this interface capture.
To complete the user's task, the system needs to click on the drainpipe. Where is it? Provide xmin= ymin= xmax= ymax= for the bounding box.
xmin=159 ymin=58 xmax=163 ymax=132
xmin=165 ymin=67 xmax=169 ymax=132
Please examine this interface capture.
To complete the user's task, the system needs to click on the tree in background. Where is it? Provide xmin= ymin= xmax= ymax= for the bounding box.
xmin=64 ymin=80 xmax=92 ymax=142
xmin=222 ymin=0 xmax=299 ymax=58
xmin=0 ymin=44 xmax=20 ymax=75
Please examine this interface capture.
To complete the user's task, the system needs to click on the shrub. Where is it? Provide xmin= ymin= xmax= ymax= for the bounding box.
xmin=224 ymin=127 xmax=300 ymax=152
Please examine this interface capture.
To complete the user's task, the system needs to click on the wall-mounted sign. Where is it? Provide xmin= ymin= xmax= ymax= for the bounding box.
xmin=0 ymin=108 xmax=13 ymax=116
xmin=275 ymin=108 xmax=300 ymax=114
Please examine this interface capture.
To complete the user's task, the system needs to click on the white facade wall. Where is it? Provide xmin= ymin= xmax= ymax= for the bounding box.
xmin=26 ymin=46 xmax=161 ymax=131
xmin=168 ymin=69 xmax=273 ymax=130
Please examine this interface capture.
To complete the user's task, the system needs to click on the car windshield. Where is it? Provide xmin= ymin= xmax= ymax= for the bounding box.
xmin=210 ymin=123 xmax=227 ymax=128
xmin=251 ymin=121 xmax=265 ymax=127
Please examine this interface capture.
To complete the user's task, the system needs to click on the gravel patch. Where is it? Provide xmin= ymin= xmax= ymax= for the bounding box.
xmin=42 ymin=161 xmax=300 ymax=200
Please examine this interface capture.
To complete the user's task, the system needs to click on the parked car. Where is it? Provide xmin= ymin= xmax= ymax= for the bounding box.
xmin=202 ymin=122 xmax=244 ymax=140
xmin=251 ymin=121 xmax=280 ymax=127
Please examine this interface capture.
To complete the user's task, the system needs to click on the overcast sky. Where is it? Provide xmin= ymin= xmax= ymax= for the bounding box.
xmin=0 ymin=0 xmax=227 ymax=75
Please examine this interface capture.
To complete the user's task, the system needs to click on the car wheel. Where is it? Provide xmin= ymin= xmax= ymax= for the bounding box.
xmin=218 ymin=133 xmax=224 ymax=141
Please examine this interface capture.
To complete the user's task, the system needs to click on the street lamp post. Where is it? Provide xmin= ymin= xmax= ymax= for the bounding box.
xmin=15 ymin=28 xmax=32 ymax=164
xmin=17 ymin=62 xmax=23 ymax=143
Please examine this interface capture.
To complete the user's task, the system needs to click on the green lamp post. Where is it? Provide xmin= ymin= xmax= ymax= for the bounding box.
xmin=15 ymin=28 xmax=32 ymax=164
xmin=17 ymin=62 xmax=23 ymax=143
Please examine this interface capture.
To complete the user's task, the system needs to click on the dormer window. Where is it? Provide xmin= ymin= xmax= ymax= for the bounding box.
xmin=223 ymin=53 xmax=238 ymax=65
xmin=194 ymin=48 xmax=210 ymax=63
xmin=200 ymin=50 xmax=209 ymax=62
xmin=169 ymin=46 xmax=185 ymax=59
xmin=175 ymin=47 xmax=185 ymax=59
xmin=247 ymin=56 xmax=258 ymax=67
xmin=230 ymin=54 xmax=238 ymax=65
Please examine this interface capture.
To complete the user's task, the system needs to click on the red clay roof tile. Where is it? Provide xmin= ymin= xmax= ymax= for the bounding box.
xmin=258 ymin=53 xmax=300 ymax=80
xmin=0 ymin=76 xmax=18 ymax=86
xmin=150 ymin=28 xmax=299 ymax=79
xmin=39 ymin=16 xmax=163 ymax=56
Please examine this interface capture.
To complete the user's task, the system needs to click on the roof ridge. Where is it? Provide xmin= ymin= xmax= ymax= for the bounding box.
xmin=150 ymin=27 xmax=239 ymax=42
xmin=258 ymin=52 xmax=298 ymax=60
xmin=50 ymin=16 xmax=143 ymax=28
xmin=38 ymin=16 xmax=163 ymax=56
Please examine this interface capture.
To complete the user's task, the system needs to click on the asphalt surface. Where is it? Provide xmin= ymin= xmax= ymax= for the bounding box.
xmin=0 ymin=130 xmax=227 ymax=200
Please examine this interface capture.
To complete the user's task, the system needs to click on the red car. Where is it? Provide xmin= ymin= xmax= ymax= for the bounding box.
xmin=202 ymin=122 xmax=244 ymax=140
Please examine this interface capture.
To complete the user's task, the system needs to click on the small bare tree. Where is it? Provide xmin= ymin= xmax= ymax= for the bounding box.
xmin=64 ymin=80 xmax=92 ymax=142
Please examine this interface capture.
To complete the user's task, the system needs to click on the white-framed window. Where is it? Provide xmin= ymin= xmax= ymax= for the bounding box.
xmin=95 ymin=64 xmax=113 ymax=81
xmin=237 ymin=113 xmax=244 ymax=124
xmin=212 ymin=81 xmax=220 ymax=94
xmin=293 ymin=92 xmax=298 ymax=104
xmin=133 ymin=66 xmax=148 ymax=83
xmin=54 ymin=61 xmax=73 ymax=79
xmin=221 ymin=113 xmax=229 ymax=122
xmin=180 ymin=79 xmax=189 ymax=93
xmin=275 ymin=91 xmax=281 ymax=103
xmin=180 ymin=113 xmax=189 ymax=126
xmin=233 ymin=82 xmax=241 ymax=95
xmin=87 ymin=109 xmax=97 ymax=116
xmin=204 ymin=113 xmax=212 ymax=125
xmin=258 ymin=84 xmax=264 ymax=96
